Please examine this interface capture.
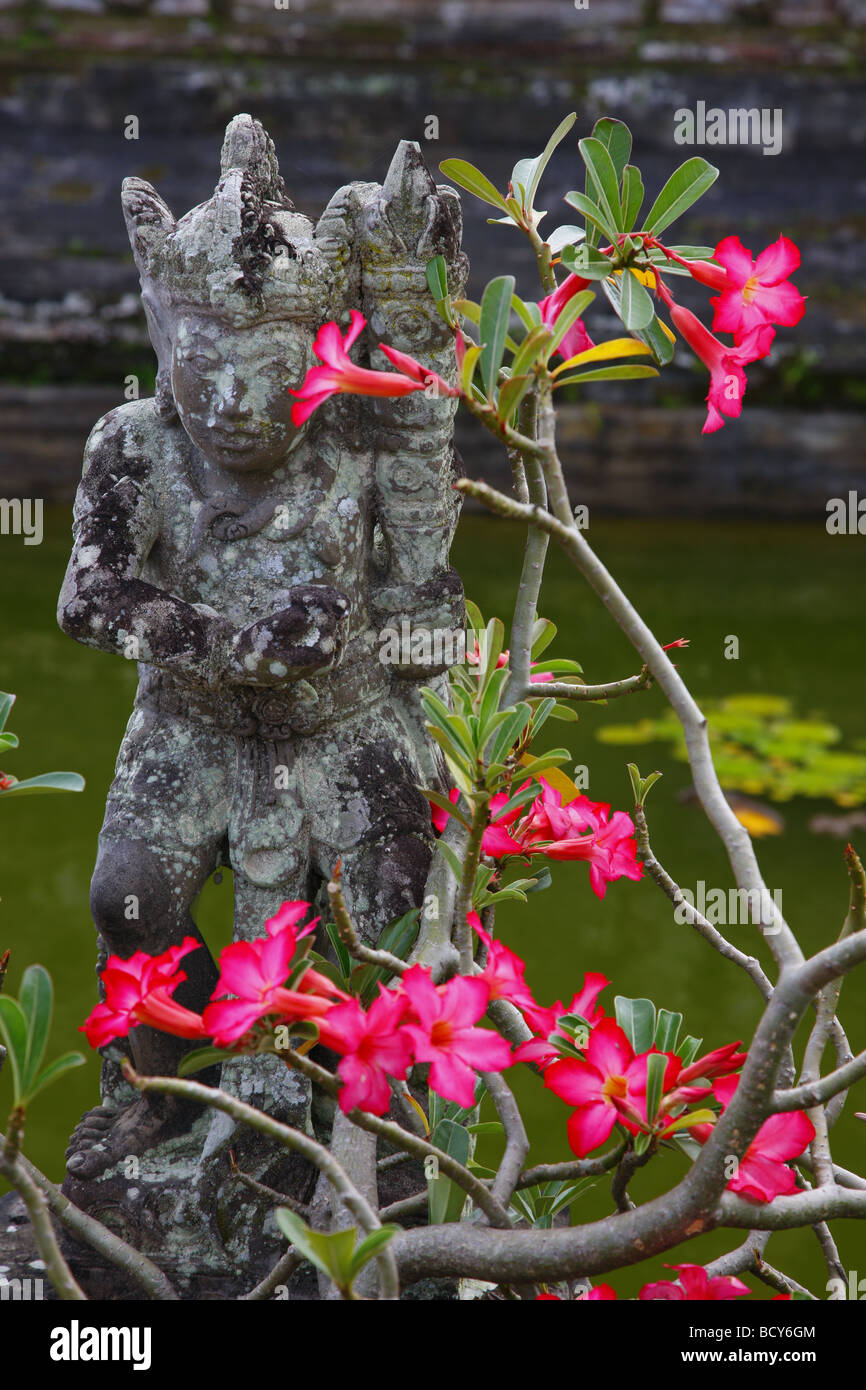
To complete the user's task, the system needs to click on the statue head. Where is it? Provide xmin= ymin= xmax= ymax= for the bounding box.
xmin=122 ymin=115 xmax=343 ymax=473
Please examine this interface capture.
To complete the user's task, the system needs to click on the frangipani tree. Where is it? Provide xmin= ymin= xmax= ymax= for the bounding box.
xmin=4 ymin=116 xmax=862 ymax=1306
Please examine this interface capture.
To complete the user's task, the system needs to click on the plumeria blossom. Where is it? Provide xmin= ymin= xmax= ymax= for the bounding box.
xmin=400 ymin=964 xmax=512 ymax=1108
xmin=289 ymin=311 xmax=457 ymax=425
xmin=202 ymin=900 xmax=346 ymax=1046
xmin=657 ymin=281 xmax=774 ymax=435
xmin=708 ymin=235 xmax=806 ymax=342
xmin=543 ymin=1018 xmax=657 ymax=1157
xmin=514 ymin=972 xmax=609 ymax=1068
xmin=430 ymin=783 xmax=530 ymax=858
xmin=538 ymin=272 xmax=594 ymax=360
xmin=710 ymin=1075 xmax=815 ymax=1203
xmin=519 ymin=783 xmax=643 ymax=899
xmin=640 ymin=1264 xmax=750 ymax=1301
xmin=80 ymin=938 xmax=208 ymax=1047
xmin=317 ymin=986 xmax=413 ymax=1117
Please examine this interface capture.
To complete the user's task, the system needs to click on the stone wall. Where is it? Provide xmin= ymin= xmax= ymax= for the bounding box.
xmin=0 ymin=0 xmax=863 ymax=513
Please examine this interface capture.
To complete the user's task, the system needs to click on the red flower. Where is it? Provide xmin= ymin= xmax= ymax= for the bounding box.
xmin=661 ymin=289 xmax=774 ymax=435
xmin=470 ymin=913 xmax=543 ymax=1019
xmin=289 ymin=311 xmax=457 ymax=425
xmin=80 ymin=938 xmax=207 ymax=1047
xmin=202 ymin=900 xmax=345 ymax=1046
xmin=543 ymin=1018 xmax=651 ymax=1156
xmin=429 ymin=782 xmax=531 ymax=859
xmin=400 ymin=964 xmax=511 ymax=1108
xmin=514 ymin=972 xmax=609 ymax=1067
xmin=579 ymin=1284 xmax=617 ymax=1300
xmin=640 ymin=1264 xmax=750 ymax=1301
xmin=465 ymin=639 xmax=554 ymax=684
xmin=317 ymin=986 xmax=413 ymax=1116
xmin=712 ymin=1075 xmax=815 ymax=1203
xmin=538 ymin=273 xmax=594 ymax=360
xmin=519 ymin=784 xmax=643 ymax=899
xmin=710 ymin=235 xmax=805 ymax=343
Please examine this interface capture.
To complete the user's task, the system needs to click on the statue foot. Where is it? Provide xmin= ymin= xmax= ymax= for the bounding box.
xmin=65 ymin=1096 xmax=196 ymax=1180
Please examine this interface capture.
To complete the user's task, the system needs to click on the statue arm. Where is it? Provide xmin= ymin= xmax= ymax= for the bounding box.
xmin=57 ymin=410 xmax=348 ymax=688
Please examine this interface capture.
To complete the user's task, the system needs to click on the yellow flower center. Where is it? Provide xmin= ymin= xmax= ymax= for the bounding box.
xmin=602 ymin=1074 xmax=628 ymax=1101
xmin=742 ymin=275 xmax=759 ymax=304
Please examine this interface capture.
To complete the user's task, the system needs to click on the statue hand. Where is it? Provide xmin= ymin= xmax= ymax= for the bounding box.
xmin=226 ymin=586 xmax=350 ymax=685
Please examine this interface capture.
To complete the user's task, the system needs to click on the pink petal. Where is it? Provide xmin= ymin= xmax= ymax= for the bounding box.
xmin=545 ymin=1057 xmax=603 ymax=1107
xmin=566 ymin=1101 xmax=617 ymax=1157
xmin=428 ymin=1052 xmax=480 ymax=1108
xmin=714 ymin=235 xmax=755 ymax=286
xmin=753 ymin=234 xmax=800 ymax=284
xmin=586 ymin=1017 xmax=633 ymax=1076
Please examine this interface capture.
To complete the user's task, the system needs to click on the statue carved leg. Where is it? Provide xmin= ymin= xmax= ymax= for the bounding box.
xmin=65 ymin=834 xmax=222 ymax=1181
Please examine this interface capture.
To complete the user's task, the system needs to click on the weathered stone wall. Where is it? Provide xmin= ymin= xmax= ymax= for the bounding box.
xmin=0 ymin=0 xmax=863 ymax=513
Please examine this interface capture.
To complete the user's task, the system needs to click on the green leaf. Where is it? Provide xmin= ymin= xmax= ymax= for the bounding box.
xmin=643 ymin=157 xmax=719 ymax=236
xmin=530 ymin=618 xmax=557 ymax=661
xmin=477 ymin=617 xmax=505 ymax=691
xmin=19 ymin=963 xmax=53 ymax=1093
xmin=26 ymin=1051 xmax=86 ymax=1102
xmin=464 ymin=599 xmax=485 ymax=634
xmin=579 ymin=137 xmax=624 ymax=232
xmin=422 ymin=787 xmax=471 ymax=832
xmin=528 ymin=657 xmax=583 ymax=674
xmin=511 ymin=295 xmax=542 ymax=332
xmin=426 ymin=254 xmax=449 ymax=302
xmin=0 ymin=732 xmax=19 ymax=752
xmin=644 ymin=1051 xmax=668 ymax=1125
xmin=459 ymin=342 xmax=484 ymax=396
xmin=600 ymin=275 xmax=675 ymax=366
xmin=620 ymin=165 xmax=644 ymax=232
xmin=663 ymin=1107 xmax=716 ymax=1136
xmin=454 ymin=299 xmax=520 ymax=355
xmin=590 ymin=117 xmax=632 ymax=183
xmin=0 ymin=772 xmax=85 ymax=798
xmin=0 ymin=692 xmax=15 ymax=735
xmin=619 ymin=269 xmax=655 ymax=331
xmin=564 ymin=191 xmax=619 ymax=247
xmin=324 ymin=922 xmax=352 ymax=982
xmin=488 ymin=704 xmax=533 ymax=766
xmin=349 ymin=1225 xmax=400 ymax=1280
xmin=428 ymin=1117 xmax=472 ymax=1224
xmin=519 ymin=111 xmax=577 ymax=212
xmin=553 ymin=364 xmax=658 ymax=387
xmin=517 ymin=749 xmax=570 ymax=779
xmin=546 ymin=225 xmax=586 ymax=255
xmin=478 ymin=665 xmax=510 ymax=738
xmin=177 ymin=1045 xmax=238 ymax=1077
xmin=654 ymin=1009 xmax=683 ymax=1054
xmin=466 ymin=1121 xmax=506 ymax=1137
xmin=0 ymin=995 xmax=28 ymax=1104
xmin=678 ymin=1035 xmax=703 ymax=1067
xmin=560 ymin=240 xmax=617 ymax=281
xmin=614 ymin=996 xmax=656 ymax=1053
xmin=633 ymin=1129 xmax=653 ymax=1155
xmin=497 ymin=373 xmax=534 ymax=425
xmin=509 ymin=325 xmax=554 ymax=379
xmin=479 ymin=276 xmax=516 ymax=398
xmin=439 ymin=159 xmax=508 ymax=212
xmin=275 ymin=1209 xmax=358 ymax=1291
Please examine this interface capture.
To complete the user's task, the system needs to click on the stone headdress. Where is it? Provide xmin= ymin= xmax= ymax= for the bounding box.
xmin=122 ymin=114 xmax=342 ymax=420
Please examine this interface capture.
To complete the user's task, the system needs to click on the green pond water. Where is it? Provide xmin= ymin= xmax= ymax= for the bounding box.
xmin=1 ymin=506 xmax=864 ymax=1296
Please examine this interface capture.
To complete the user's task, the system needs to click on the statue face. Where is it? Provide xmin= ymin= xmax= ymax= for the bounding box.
xmin=171 ymin=314 xmax=314 ymax=473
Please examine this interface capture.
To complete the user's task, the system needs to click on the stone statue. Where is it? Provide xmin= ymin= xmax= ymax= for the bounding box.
xmin=56 ymin=116 xmax=467 ymax=1290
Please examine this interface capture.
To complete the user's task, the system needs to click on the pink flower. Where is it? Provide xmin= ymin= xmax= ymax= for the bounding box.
xmin=709 ymin=235 xmax=806 ymax=343
xmin=538 ymin=273 xmax=594 ymax=361
xmin=317 ymin=987 xmax=413 ymax=1116
xmin=579 ymin=1284 xmax=617 ymax=1300
xmin=400 ymin=964 xmax=512 ymax=1107
xmin=514 ymin=972 xmax=609 ymax=1067
xmin=519 ymin=784 xmax=643 ymax=899
xmin=543 ymin=1018 xmax=651 ymax=1157
xmin=289 ymin=311 xmax=457 ymax=425
xmin=429 ymin=782 xmax=532 ymax=859
xmin=470 ymin=913 xmax=543 ymax=1018
xmin=662 ymin=290 xmax=774 ymax=435
xmin=640 ymin=1264 xmax=750 ymax=1301
xmin=80 ymin=938 xmax=207 ymax=1047
xmin=202 ymin=900 xmax=345 ymax=1046
xmin=712 ymin=1075 xmax=815 ymax=1203
xmin=677 ymin=1040 xmax=746 ymax=1087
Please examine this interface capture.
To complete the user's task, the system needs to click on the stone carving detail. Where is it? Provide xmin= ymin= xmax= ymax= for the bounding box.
xmin=55 ymin=115 xmax=467 ymax=1294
